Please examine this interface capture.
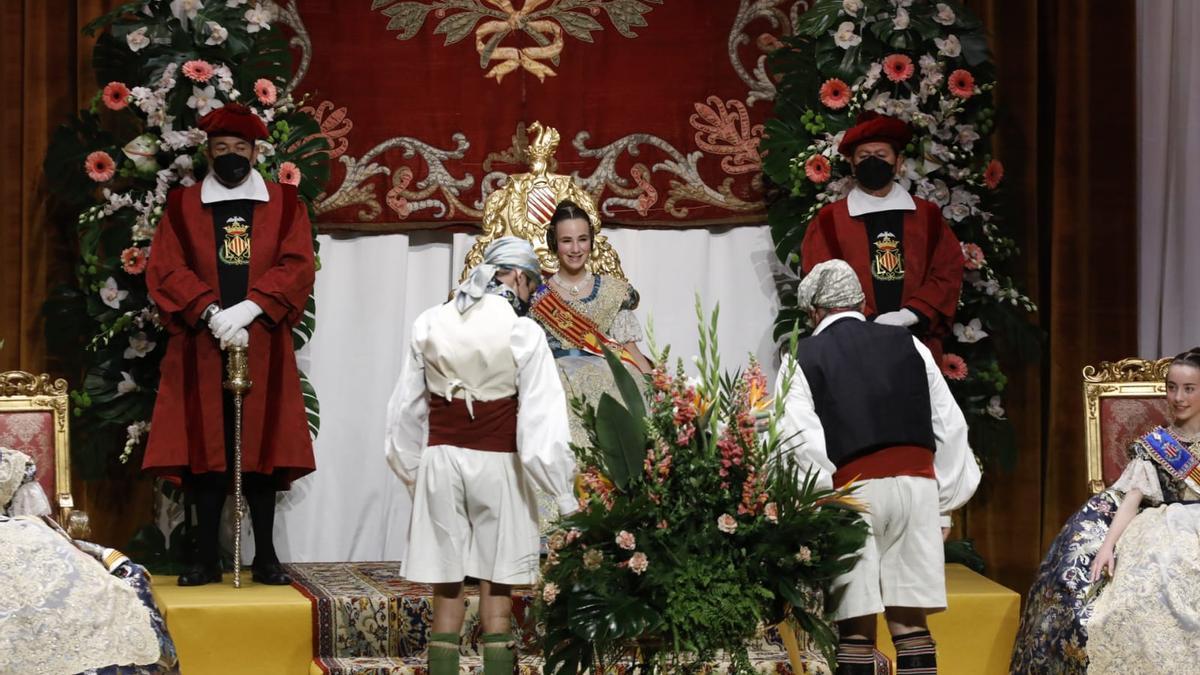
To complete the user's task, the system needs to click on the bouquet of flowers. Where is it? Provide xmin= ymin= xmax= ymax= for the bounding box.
xmin=42 ymin=0 xmax=328 ymax=478
xmin=536 ymin=302 xmax=869 ymax=674
xmin=761 ymin=0 xmax=1039 ymax=467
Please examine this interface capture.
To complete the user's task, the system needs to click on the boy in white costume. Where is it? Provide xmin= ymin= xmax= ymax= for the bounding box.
xmin=777 ymin=259 xmax=980 ymax=675
xmin=386 ymin=237 xmax=578 ymax=675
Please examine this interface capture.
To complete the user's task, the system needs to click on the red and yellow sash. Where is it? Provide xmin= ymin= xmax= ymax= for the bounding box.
xmin=530 ymin=286 xmax=639 ymax=367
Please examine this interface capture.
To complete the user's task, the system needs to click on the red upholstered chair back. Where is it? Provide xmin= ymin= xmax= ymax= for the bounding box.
xmin=0 ymin=371 xmax=74 ymax=521
xmin=1083 ymin=358 xmax=1172 ymax=493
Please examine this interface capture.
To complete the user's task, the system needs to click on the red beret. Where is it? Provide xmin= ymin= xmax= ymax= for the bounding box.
xmin=198 ymin=103 xmax=270 ymax=142
xmin=837 ymin=111 xmax=913 ymax=158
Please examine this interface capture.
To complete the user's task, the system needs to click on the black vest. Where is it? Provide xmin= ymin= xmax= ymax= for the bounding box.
xmin=794 ymin=316 xmax=935 ymax=467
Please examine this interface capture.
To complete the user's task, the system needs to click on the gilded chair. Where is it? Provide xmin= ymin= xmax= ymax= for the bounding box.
xmin=0 ymin=370 xmax=78 ymax=525
xmin=1082 ymin=357 xmax=1172 ymax=493
xmin=460 ymin=121 xmax=626 ymax=280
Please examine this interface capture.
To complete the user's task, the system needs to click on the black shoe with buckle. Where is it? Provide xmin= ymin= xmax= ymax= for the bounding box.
xmin=177 ymin=562 xmax=223 ymax=586
xmin=251 ymin=560 xmax=292 ymax=585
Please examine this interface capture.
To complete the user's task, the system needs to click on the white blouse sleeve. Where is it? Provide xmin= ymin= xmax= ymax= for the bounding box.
xmin=914 ymin=338 xmax=981 ymax=524
xmin=775 ymin=355 xmax=836 ymax=492
xmin=609 ymin=310 xmax=644 ymax=344
xmin=1109 ymin=457 xmax=1164 ymax=505
xmin=512 ymin=317 xmax=579 ymax=515
xmin=384 ymin=315 xmax=430 ymax=493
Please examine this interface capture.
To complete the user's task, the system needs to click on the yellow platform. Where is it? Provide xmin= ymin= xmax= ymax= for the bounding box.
xmin=876 ymin=564 xmax=1021 ymax=674
xmin=153 ymin=575 xmax=313 ymax=675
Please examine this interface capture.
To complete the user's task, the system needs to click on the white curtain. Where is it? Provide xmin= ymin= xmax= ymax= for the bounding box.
xmin=1138 ymin=0 xmax=1200 ymax=358
xmin=275 ymin=225 xmax=783 ymax=562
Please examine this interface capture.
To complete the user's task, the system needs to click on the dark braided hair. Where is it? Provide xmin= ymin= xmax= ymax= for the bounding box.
xmin=1170 ymin=348 xmax=1200 ymax=373
xmin=545 ymin=200 xmax=592 ymax=253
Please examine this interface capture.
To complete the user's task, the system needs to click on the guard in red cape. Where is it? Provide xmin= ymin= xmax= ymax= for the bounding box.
xmin=143 ymin=103 xmax=316 ymax=586
xmin=800 ymin=111 xmax=963 ymax=361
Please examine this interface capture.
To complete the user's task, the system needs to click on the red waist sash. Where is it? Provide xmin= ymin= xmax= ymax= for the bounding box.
xmin=427 ymin=396 xmax=518 ymax=453
xmin=833 ymin=445 xmax=935 ymax=488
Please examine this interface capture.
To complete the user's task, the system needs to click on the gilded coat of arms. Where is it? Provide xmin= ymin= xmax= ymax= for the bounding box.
xmin=220 ymin=217 xmax=251 ymax=266
xmin=871 ymin=231 xmax=904 ymax=282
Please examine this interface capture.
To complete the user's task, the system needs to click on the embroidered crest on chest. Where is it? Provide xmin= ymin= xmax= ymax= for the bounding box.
xmin=220 ymin=216 xmax=251 ymax=266
xmin=871 ymin=231 xmax=904 ymax=281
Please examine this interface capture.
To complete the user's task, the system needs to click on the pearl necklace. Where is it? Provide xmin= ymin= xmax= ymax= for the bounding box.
xmin=553 ymin=271 xmax=592 ymax=298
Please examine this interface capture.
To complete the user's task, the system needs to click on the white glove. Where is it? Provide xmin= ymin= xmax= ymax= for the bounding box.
xmin=874 ymin=308 xmax=919 ymax=327
xmin=209 ymin=300 xmax=263 ymax=342
xmin=220 ymin=328 xmax=249 ymax=351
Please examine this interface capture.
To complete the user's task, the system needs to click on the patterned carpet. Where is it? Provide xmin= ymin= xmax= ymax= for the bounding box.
xmin=286 ymin=562 xmax=827 ymax=674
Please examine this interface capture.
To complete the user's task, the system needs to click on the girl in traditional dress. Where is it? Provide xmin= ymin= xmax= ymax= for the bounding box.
xmin=528 ymin=200 xmax=652 ymax=447
xmin=1010 ymin=348 xmax=1200 ymax=674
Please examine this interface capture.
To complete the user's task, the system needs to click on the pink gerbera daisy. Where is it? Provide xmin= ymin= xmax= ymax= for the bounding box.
xmin=805 ymin=154 xmax=832 ymax=184
xmin=941 ymin=353 xmax=968 ymax=381
xmin=883 ymin=54 xmax=915 ymax=83
xmin=254 ymin=78 xmax=277 ymax=106
xmin=84 ymin=150 xmax=117 ymax=182
xmin=948 ymin=69 xmax=976 ymax=98
xmin=984 ymin=159 xmax=1004 ymax=189
xmin=120 ymin=247 xmax=149 ymax=274
xmin=819 ymin=78 xmax=851 ymax=110
xmin=102 ymin=81 xmax=131 ymax=111
xmin=277 ymin=161 xmax=301 ymax=186
xmin=181 ymin=59 xmax=215 ymax=83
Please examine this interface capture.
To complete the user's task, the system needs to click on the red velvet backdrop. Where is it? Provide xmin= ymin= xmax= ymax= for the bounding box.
xmin=292 ymin=0 xmax=779 ymax=231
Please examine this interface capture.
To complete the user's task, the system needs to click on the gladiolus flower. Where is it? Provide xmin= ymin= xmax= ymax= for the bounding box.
xmin=717 ymin=513 xmax=738 ymax=534
xmin=961 ymin=242 xmax=986 ymax=270
xmin=615 ymin=530 xmax=636 ymax=551
xmin=948 ymin=69 xmax=975 ymax=98
xmin=102 ymin=82 xmax=131 ymax=110
xmin=941 ymin=353 xmax=969 ymax=381
xmin=85 ymin=151 xmax=117 ymax=182
xmin=542 ymin=582 xmax=559 ymax=604
xmin=805 ymin=154 xmax=832 ymax=184
xmin=819 ymin=78 xmax=851 ymax=110
xmin=883 ymin=54 xmax=915 ymax=83
xmin=628 ymin=552 xmax=649 ymax=575
xmin=120 ymin=247 xmax=149 ymax=274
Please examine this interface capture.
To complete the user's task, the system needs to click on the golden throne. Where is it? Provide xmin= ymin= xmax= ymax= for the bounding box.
xmin=460 ymin=121 xmax=626 ymax=280
xmin=0 ymin=370 xmax=79 ymax=525
xmin=1082 ymin=357 xmax=1172 ymax=493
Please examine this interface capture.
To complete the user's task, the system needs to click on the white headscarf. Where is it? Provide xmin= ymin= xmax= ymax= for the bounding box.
xmin=797 ymin=259 xmax=866 ymax=311
xmin=455 ymin=237 xmax=542 ymax=313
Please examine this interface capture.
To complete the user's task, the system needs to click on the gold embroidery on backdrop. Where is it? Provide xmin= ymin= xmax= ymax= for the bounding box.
xmin=370 ymin=0 xmax=662 ymax=84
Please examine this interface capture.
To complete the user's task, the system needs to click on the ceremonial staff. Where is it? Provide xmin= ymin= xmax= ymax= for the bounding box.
xmin=223 ymin=345 xmax=252 ymax=588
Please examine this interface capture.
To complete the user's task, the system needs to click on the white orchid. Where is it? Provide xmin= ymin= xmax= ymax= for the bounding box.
xmin=842 ymin=0 xmax=863 ymax=16
xmin=226 ymin=0 xmax=247 ymax=6
xmin=100 ymin=277 xmax=129 ymax=309
xmin=124 ymin=331 xmax=158 ymax=359
xmin=893 ymin=7 xmax=910 ymax=30
xmin=186 ymin=85 xmax=223 ymax=116
xmin=126 ymin=26 xmax=151 ymax=52
xmin=204 ymin=21 xmax=229 ymax=45
xmin=953 ymin=318 xmax=989 ymax=344
xmin=933 ymin=3 xmax=957 ymax=26
xmin=245 ymin=6 xmax=273 ymax=33
xmin=987 ymin=396 xmax=1006 ymax=419
xmin=170 ymin=0 xmax=204 ymax=30
xmin=862 ymin=62 xmax=883 ymax=90
xmin=935 ymin=35 xmax=962 ymax=58
xmin=956 ymin=125 xmax=981 ymax=151
xmin=833 ymin=21 xmax=861 ymax=50
xmin=117 ymin=372 xmax=138 ymax=395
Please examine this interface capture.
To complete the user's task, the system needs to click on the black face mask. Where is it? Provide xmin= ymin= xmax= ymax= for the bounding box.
xmin=854 ymin=156 xmax=895 ymax=191
xmin=212 ymin=153 xmax=252 ymax=186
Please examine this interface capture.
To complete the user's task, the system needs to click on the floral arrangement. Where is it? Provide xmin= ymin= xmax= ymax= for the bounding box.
xmin=536 ymin=303 xmax=869 ymax=673
xmin=42 ymin=0 xmax=329 ymax=479
xmin=761 ymin=0 xmax=1039 ymax=467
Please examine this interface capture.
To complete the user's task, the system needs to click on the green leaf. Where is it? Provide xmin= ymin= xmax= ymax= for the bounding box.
xmin=82 ymin=2 xmax=144 ymax=36
xmin=292 ymin=293 xmax=317 ymax=350
xmin=433 ymin=11 xmax=484 ymax=46
xmin=600 ymin=345 xmax=646 ymax=421
xmin=557 ymin=10 xmax=604 ymax=42
xmin=594 ymin=393 xmax=645 ymax=490
xmin=794 ymin=0 xmax=843 ymax=38
xmin=299 ymin=370 xmax=320 ymax=441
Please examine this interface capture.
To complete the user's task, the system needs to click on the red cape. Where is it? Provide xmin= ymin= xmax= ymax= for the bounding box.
xmin=801 ymin=195 xmax=962 ymax=360
xmin=143 ymin=181 xmax=316 ymax=487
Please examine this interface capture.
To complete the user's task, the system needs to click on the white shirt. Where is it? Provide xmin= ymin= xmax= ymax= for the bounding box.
xmin=776 ymin=312 xmax=980 ymax=527
xmin=846 ymin=183 xmax=916 ymax=217
xmin=200 ymin=170 xmax=269 ymax=204
xmin=384 ymin=297 xmax=578 ymax=514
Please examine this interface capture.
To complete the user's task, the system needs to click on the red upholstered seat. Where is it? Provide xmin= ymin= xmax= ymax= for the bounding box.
xmin=1083 ymin=358 xmax=1172 ymax=493
xmin=0 ymin=371 xmax=75 ymax=524
xmin=0 ymin=410 xmax=57 ymax=505
xmin=1097 ymin=397 xmax=1170 ymax=485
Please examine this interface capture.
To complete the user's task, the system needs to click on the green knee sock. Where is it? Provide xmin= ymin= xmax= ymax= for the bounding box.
xmin=482 ymin=632 xmax=515 ymax=675
xmin=427 ymin=631 xmax=460 ymax=675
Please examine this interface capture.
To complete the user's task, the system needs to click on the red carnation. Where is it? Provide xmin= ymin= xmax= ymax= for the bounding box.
xmin=819 ymin=78 xmax=851 ymax=110
xmin=883 ymin=54 xmax=915 ymax=83
xmin=948 ymin=69 xmax=976 ymax=98
xmin=984 ymin=159 xmax=1004 ymax=189
xmin=102 ymin=81 xmax=131 ymax=111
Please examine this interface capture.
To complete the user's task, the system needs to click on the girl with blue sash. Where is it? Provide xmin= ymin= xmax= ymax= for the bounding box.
xmin=1011 ymin=349 xmax=1200 ymax=673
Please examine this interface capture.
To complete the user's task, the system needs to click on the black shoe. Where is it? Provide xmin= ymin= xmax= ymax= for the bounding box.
xmin=251 ymin=560 xmax=292 ymax=585
xmin=178 ymin=562 xmax=223 ymax=586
